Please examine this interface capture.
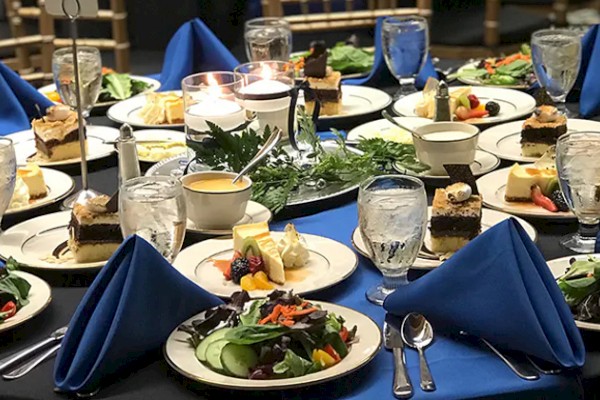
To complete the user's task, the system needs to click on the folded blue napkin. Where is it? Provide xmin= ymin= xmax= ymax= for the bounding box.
xmin=343 ymin=16 xmax=438 ymax=89
xmin=577 ymin=24 xmax=600 ymax=117
xmin=158 ymin=18 xmax=240 ymax=91
xmin=54 ymin=235 xmax=222 ymax=393
xmin=0 ymin=61 xmax=53 ymax=136
xmin=384 ymin=218 xmax=585 ymax=368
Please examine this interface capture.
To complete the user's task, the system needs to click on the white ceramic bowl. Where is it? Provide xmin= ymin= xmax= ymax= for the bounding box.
xmin=181 ymin=171 xmax=252 ymax=229
xmin=412 ymin=122 xmax=480 ymax=175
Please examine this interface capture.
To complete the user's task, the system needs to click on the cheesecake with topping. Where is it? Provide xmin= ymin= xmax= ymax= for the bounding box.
xmin=31 ymin=105 xmax=86 ymax=162
xmin=303 ymin=41 xmax=342 ymax=116
xmin=138 ymin=92 xmax=184 ymax=125
xmin=68 ymin=195 xmax=122 ymax=263
xmin=233 ymin=222 xmax=285 ymax=284
xmin=521 ymin=106 xmax=567 ymax=157
xmin=504 ymin=163 xmax=557 ymax=202
xmin=17 ymin=164 xmax=47 ymax=199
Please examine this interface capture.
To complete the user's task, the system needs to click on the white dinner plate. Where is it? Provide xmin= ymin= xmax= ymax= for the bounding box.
xmin=0 ymin=271 xmax=52 ymax=333
xmin=164 ymin=301 xmax=381 ymax=390
xmin=299 ymin=85 xmax=391 ymax=121
xmin=38 ymin=75 xmax=161 ymax=108
xmin=392 ymin=86 xmax=536 ymax=125
xmin=107 ymin=90 xmax=185 ymax=129
xmin=345 ymin=116 xmax=431 ymax=144
xmin=173 ymin=232 xmax=358 ymax=298
xmin=351 ymin=207 xmax=537 ymax=269
xmin=110 ymin=129 xmax=187 ymax=163
xmin=478 ymin=119 xmax=600 ymax=162
xmin=186 ymin=201 xmax=272 ymax=236
xmin=476 ymin=165 xmax=575 ymax=220
xmin=547 ymin=254 xmax=600 ymax=332
xmin=393 ymin=150 xmax=500 ymax=182
xmin=8 ymin=125 xmax=118 ymax=166
xmin=5 ymin=168 xmax=74 ymax=216
xmin=0 ymin=211 xmax=108 ymax=270
xmin=455 ymin=61 xmax=531 ymax=90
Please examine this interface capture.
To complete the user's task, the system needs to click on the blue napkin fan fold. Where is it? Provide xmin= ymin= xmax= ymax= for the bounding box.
xmin=577 ymin=24 xmax=600 ymax=117
xmin=0 ymin=61 xmax=53 ymax=136
xmin=384 ymin=218 xmax=585 ymax=369
xmin=54 ymin=235 xmax=222 ymax=393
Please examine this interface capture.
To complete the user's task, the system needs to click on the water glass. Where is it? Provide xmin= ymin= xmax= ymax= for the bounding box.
xmin=358 ymin=175 xmax=427 ymax=305
xmin=245 ymin=17 xmax=292 ymax=62
xmin=0 ymin=138 xmax=16 ymax=231
xmin=531 ymin=29 xmax=582 ymax=117
xmin=52 ymin=46 xmax=102 ymax=118
xmin=382 ymin=16 xmax=429 ymax=100
xmin=119 ymin=176 xmax=186 ymax=262
xmin=556 ymin=132 xmax=600 ymax=253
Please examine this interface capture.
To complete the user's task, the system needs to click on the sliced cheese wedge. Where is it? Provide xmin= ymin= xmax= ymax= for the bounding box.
xmin=233 ymin=222 xmax=285 ymax=284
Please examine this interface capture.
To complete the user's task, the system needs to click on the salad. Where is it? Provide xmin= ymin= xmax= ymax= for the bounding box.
xmin=291 ymin=41 xmax=374 ymax=75
xmin=0 ymin=258 xmax=31 ymax=322
xmin=557 ymin=257 xmax=600 ymax=323
xmin=179 ymin=290 xmax=357 ymax=380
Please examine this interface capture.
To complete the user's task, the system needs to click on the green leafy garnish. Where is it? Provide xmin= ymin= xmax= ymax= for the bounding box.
xmin=99 ymin=73 xmax=151 ymax=102
xmin=273 ymin=349 xmax=322 ymax=377
xmin=224 ymin=324 xmax=288 ymax=345
xmin=557 ymin=257 xmax=600 ymax=307
xmin=291 ymin=42 xmax=374 ymax=74
xmin=0 ymin=258 xmax=31 ymax=321
xmin=240 ymin=299 xmax=267 ymax=326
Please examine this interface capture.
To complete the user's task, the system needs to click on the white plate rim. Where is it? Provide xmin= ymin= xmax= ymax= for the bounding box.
xmin=107 ymin=90 xmax=185 ymax=129
xmin=186 ymin=201 xmax=273 ymax=235
xmin=0 ymin=271 xmax=52 ymax=333
xmin=345 ymin=116 xmax=431 ymax=144
xmin=163 ymin=300 xmax=382 ymax=390
xmin=307 ymin=85 xmax=392 ymax=121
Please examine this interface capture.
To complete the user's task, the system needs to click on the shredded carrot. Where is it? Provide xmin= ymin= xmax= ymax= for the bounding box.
xmin=283 ymin=307 xmax=319 ymax=317
xmin=280 ymin=319 xmax=294 ymax=327
xmin=259 ymin=304 xmax=283 ymax=325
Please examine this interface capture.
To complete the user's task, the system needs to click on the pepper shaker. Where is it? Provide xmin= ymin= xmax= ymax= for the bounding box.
xmin=433 ymin=80 xmax=452 ymax=122
xmin=117 ymin=123 xmax=141 ymax=187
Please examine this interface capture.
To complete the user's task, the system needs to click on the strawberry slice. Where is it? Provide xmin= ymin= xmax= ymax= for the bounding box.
xmin=531 ymin=185 xmax=558 ymax=212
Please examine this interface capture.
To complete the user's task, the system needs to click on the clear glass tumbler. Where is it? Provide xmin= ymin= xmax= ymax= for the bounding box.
xmin=556 ymin=132 xmax=600 ymax=253
xmin=119 ymin=176 xmax=187 ymax=261
xmin=0 ymin=138 xmax=16 ymax=232
xmin=244 ymin=17 xmax=292 ymax=62
xmin=358 ymin=175 xmax=427 ymax=305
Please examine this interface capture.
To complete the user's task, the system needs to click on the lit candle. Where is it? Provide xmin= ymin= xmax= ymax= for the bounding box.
xmin=236 ymin=65 xmax=292 ymax=113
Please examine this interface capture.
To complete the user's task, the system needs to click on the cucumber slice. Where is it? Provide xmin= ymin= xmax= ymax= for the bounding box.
xmin=205 ymin=340 xmax=230 ymax=371
xmin=195 ymin=328 xmax=232 ymax=362
xmin=221 ymin=343 xmax=258 ymax=378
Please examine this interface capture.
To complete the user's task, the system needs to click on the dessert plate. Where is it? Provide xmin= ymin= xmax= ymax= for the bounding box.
xmin=476 ymin=165 xmax=575 ymax=219
xmin=173 ymin=232 xmax=358 ymax=298
xmin=165 ymin=301 xmax=381 ymax=390
xmin=0 ymin=271 xmax=52 ymax=333
xmin=345 ymin=116 xmax=430 ymax=144
xmin=0 ymin=211 xmax=107 ymax=270
xmin=478 ymin=119 xmax=600 ymax=162
xmin=392 ymin=86 xmax=536 ymax=125
xmin=393 ymin=150 xmax=500 ymax=182
xmin=107 ymin=90 xmax=185 ymax=129
xmin=351 ymin=207 xmax=537 ymax=269
xmin=5 ymin=168 xmax=75 ymax=216
xmin=109 ymin=129 xmax=187 ymax=163
xmin=547 ymin=254 xmax=600 ymax=332
xmin=186 ymin=201 xmax=272 ymax=236
xmin=8 ymin=125 xmax=118 ymax=166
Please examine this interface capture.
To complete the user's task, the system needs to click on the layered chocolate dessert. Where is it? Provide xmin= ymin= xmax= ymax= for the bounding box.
xmin=68 ymin=195 xmax=122 ymax=263
xmin=521 ymin=106 xmax=567 ymax=157
xmin=31 ymin=105 xmax=86 ymax=162
xmin=303 ymin=41 xmax=342 ymax=116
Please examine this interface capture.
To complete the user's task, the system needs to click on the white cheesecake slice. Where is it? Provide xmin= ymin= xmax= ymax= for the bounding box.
xmin=233 ymin=222 xmax=285 ymax=285
xmin=504 ymin=163 xmax=557 ymax=202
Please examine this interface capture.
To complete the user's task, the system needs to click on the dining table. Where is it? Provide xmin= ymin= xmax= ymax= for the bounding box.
xmin=1 ymin=72 xmax=600 ymax=400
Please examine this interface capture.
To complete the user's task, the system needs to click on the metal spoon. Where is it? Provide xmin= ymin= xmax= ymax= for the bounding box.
xmin=232 ymin=127 xmax=282 ymax=184
xmin=0 ymin=326 xmax=67 ymax=373
xmin=382 ymin=110 xmax=425 ymax=140
xmin=401 ymin=313 xmax=436 ymax=392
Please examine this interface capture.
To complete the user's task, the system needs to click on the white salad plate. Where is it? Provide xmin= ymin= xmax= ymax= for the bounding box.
xmin=393 ymin=150 xmax=500 ymax=182
xmin=5 ymin=168 xmax=75 ymax=216
xmin=7 ymin=125 xmax=118 ymax=166
xmin=478 ymin=119 xmax=600 ymax=162
xmin=547 ymin=254 xmax=600 ymax=332
xmin=345 ymin=116 xmax=431 ymax=144
xmin=107 ymin=90 xmax=184 ymax=129
xmin=351 ymin=207 xmax=537 ymax=269
xmin=392 ymin=86 xmax=536 ymax=125
xmin=0 ymin=271 xmax=52 ymax=333
xmin=110 ymin=129 xmax=187 ymax=163
xmin=299 ymin=85 xmax=391 ymax=121
xmin=476 ymin=165 xmax=575 ymax=220
xmin=173 ymin=232 xmax=358 ymax=298
xmin=455 ymin=61 xmax=531 ymax=90
xmin=164 ymin=300 xmax=381 ymax=390
xmin=0 ymin=211 xmax=106 ymax=270
xmin=186 ymin=201 xmax=272 ymax=236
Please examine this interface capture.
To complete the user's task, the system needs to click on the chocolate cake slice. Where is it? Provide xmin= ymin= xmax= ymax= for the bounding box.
xmin=303 ymin=41 xmax=342 ymax=116
xmin=31 ymin=105 xmax=87 ymax=162
xmin=521 ymin=106 xmax=567 ymax=157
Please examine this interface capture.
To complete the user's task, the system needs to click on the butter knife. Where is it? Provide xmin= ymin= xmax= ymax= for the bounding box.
xmin=384 ymin=315 xmax=413 ymax=398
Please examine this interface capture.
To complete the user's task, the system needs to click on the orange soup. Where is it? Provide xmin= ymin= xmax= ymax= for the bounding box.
xmin=186 ymin=178 xmax=247 ymax=192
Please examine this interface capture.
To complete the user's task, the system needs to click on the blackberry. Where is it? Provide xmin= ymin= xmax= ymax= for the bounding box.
xmin=485 ymin=101 xmax=501 ymax=116
xmin=231 ymin=258 xmax=251 ymax=284
xmin=550 ymin=190 xmax=569 ymax=212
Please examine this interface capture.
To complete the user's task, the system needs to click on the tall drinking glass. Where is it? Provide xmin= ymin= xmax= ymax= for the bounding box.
xmin=531 ymin=29 xmax=582 ymax=117
xmin=556 ymin=132 xmax=600 ymax=253
xmin=245 ymin=17 xmax=292 ymax=62
xmin=52 ymin=46 xmax=102 ymax=118
xmin=119 ymin=176 xmax=186 ymax=261
xmin=0 ymin=138 xmax=16 ymax=232
xmin=382 ymin=16 xmax=429 ymax=100
xmin=358 ymin=175 xmax=427 ymax=305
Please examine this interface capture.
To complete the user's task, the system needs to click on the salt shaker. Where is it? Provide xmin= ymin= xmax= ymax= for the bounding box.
xmin=117 ymin=123 xmax=141 ymax=187
xmin=433 ymin=80 xmax=451 ymax=122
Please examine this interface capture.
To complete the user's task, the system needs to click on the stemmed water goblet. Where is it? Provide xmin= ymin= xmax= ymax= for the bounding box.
xmin=244 ymin=17 xmax=292 ymax=62
xmin=0 ymin=138 xmax=16 ymax=233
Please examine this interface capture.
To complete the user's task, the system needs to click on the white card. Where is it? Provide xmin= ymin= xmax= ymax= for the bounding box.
xmin=45 ymin=0 xmax=98 ymax=18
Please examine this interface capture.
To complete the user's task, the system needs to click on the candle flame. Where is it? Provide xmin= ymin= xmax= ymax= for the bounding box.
xmin=206 ymin=73 xmax=222 ymax=97
xmin=260 ymin=64 xmax=273 ymax=80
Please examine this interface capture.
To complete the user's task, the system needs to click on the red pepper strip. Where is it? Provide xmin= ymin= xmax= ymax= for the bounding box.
xmin=339 ymin=326 xmax=349 ymax=342
xmin=0 ymin=301 xmax=17 ymax=320
xmin=323 ymin=344 xmax=341 ymax=363
xmin=531 ymin=185 xmax=558 ymax=212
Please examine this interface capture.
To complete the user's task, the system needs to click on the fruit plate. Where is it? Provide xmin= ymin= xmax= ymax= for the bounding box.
xmin=5 ymin=168 xmax=74 ymax=216
xmin=172 ymin=232 xmax=358 ymax=298
xmin=0 ymin=271 xmax=52 ymax=334
xmin=164 ymin=301 xmax=381 ymax=390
